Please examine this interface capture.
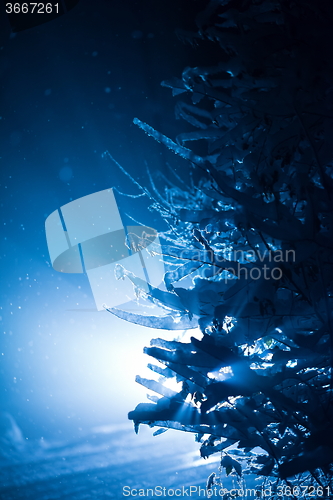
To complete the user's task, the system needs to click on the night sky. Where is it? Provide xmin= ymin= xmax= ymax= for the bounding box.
xmin=0 ymin=0 xmax=205 ymax=440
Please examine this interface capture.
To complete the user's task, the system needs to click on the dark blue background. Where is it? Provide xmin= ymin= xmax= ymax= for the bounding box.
xmin=0 ymin=0 xmax=201 ymax=441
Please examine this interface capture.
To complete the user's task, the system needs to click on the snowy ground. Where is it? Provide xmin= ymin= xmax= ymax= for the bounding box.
xmin=0 ymin=423 xmax=231 ymax=500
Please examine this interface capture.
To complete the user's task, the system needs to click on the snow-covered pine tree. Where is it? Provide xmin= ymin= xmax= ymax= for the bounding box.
xmin=107 ymin=0 xmax=333 ymax=489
